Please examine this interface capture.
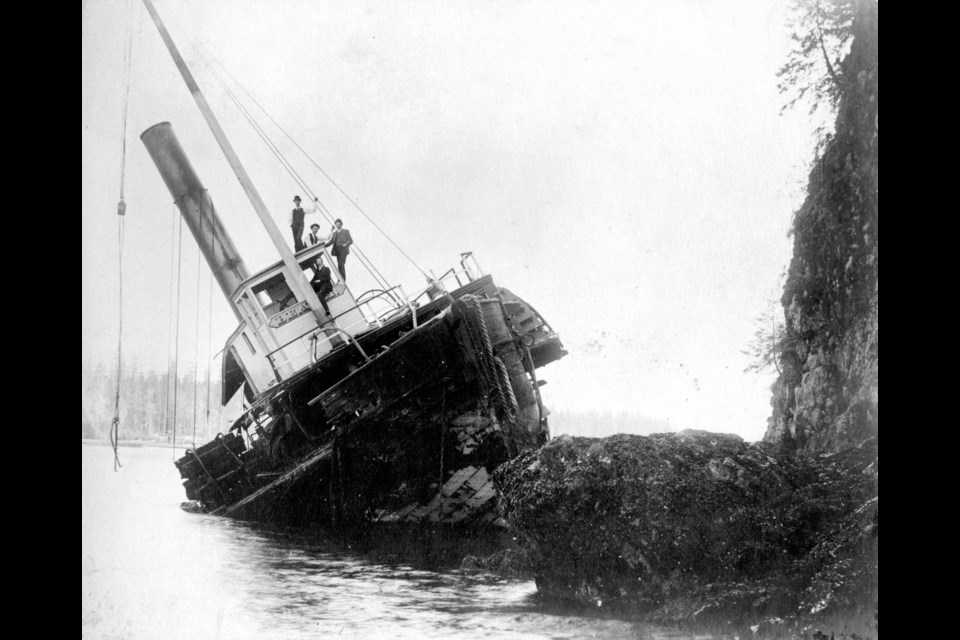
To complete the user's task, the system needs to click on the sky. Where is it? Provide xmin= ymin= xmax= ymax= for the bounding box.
xmin=82 ymin=0 xmax=818 ymax=442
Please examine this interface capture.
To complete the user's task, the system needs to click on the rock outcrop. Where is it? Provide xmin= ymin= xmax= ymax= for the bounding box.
xmin=489 ymin=3 xmax=878 ymax=635
xmin=494 ymin=431 xmax=877 ymax=633
xmin=763 ymin=0 xmax=878 ymax=455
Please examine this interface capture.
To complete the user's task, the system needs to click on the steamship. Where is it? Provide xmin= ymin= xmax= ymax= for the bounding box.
xmin=138 ymin=0 xmax=566 ymax=528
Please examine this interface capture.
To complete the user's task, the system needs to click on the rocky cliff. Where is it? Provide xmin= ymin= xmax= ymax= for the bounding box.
xmin=487 ymin=3 xmax=878 ymax=635
xmin=763 ymin=1 xmax=878 ymax=455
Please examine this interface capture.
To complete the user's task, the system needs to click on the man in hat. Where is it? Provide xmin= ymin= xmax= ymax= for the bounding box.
xmin=306 ymin=223 xmax=324 ymax=280
xmin=324 ymin=218 xmax=353 ymax=281
xmin=307 ymin=223 xmax=323 ymax=247
xmin=288 ymin=195 xmax=320 ymax=251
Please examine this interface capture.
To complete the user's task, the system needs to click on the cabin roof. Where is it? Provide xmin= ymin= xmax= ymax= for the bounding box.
xmin=231 ymin=244 xmax=339 ymax=297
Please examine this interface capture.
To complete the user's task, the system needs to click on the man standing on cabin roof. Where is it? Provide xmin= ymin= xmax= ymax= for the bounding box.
xmin=289 ymin=195 xmax=320 ymax=252
xmin=325 ymin=219 xmax=353 ymax=281
xmin=307 ymin=223 xmax=322 ymax=247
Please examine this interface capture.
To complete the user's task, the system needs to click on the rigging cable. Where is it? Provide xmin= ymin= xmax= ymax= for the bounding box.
xmin=171 ymin=213 xmax=184 ymax=459
xmin=110 ymin=0 xmax=137 ymax=472
xmin=205 ymin=271 xmax=213 ymax=436
xmin=192 ymin=224 xmax=203 ymax=448
xmin=161 ymin=5 xmax=407 ymax=294
xmin=162 ymin=202 xmax=178 ymax=435
xmin=219 ymin=58 xmax=430 ymax=280
xmin=184 ymin=34 xmax=428 ymax=286
xmin=189 ymin=40 xmax=388 ymax=286
xmin=193 ymin=44 xmax=393 ymax=292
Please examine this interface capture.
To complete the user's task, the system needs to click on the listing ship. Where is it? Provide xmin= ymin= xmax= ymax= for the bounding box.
xmin=138 ymin=0 xmax=565 ymax=528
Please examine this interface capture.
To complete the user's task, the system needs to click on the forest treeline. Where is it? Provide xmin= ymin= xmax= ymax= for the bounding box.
xmin=81 ymin=361 xmax=242 ymax=443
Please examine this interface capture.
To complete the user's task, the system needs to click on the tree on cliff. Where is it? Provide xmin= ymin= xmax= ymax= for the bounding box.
xmin=764 ymin=0 xmax=877 ymax=453
xmin=778 ymin=0 xmax=860 ymax=140
xmin=743 ymin=306 xmax=787 ymax=376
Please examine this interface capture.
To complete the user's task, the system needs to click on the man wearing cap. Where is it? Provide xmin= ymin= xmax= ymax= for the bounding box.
xmin=324 ymin=218 xmax=353 ymax=281
xmin=289 ymin=195 xmax=320 ymax=251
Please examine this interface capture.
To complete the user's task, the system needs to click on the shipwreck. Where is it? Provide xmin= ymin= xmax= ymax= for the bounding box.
xmin=137 ymin=0 xmax=566 ymax=528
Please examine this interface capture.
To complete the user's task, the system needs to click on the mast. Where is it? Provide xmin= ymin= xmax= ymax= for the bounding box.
xmin=140 ymin=0 xmax=329 ymax=325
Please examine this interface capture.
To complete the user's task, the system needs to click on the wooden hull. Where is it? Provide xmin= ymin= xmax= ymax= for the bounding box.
xmin=176 ymin=282 xmax=565 ymax=528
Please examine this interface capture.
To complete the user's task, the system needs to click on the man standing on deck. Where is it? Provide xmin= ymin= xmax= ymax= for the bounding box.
xmin=325 ymin=218 xmax=353 ymax=281
xmin=310 ymin=254 xmax=334 ymax=317
xmin=289 ymin=195 xmax=320 ymax=251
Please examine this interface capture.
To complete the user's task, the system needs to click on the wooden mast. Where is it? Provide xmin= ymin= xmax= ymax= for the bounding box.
xmin=140 ymin=0 xmax=330 ymax=327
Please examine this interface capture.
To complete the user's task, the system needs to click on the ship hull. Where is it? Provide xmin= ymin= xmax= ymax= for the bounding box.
xmin=176 ymin=281 xmax=564 ymax=529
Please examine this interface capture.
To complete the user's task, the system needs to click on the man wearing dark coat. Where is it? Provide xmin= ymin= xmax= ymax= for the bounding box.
xmin=325 ymin=218 xmax=353 ymax=281
xmin=310 ymin=254 xmax=334 ymax=317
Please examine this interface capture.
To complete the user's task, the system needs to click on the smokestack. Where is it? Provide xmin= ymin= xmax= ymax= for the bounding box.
xmin=141 ymin=122 xmax=249 ymax=315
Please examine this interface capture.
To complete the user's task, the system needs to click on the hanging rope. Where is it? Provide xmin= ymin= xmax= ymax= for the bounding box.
xmin=110 ymin=0 xmax=137 ymax=472
xmin=110 ymin=207 xmax=125 ymax=473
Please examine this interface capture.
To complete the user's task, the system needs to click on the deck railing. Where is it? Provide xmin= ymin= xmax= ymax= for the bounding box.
xmin=263 ymin=258 xmax=486 ymax=382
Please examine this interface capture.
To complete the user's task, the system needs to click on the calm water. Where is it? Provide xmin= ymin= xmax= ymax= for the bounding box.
xmin=82 ymin=444 xmax=705 ymax=640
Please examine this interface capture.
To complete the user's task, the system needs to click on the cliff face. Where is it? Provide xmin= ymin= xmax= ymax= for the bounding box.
xmin=488 ymin=4 xmax=879 ymax=635
xmin=763 ymin=2 xmax=878 ymax=454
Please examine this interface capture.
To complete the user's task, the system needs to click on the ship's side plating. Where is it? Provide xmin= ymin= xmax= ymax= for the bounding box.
xmin=177 ymin=287 xmax=563 ymax=527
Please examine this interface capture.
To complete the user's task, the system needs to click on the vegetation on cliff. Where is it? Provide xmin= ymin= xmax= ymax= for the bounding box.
xmin=491 ymin=2 xmax=879 ymax=635
xmin=764 ymin=0 xmax=878 ymax=454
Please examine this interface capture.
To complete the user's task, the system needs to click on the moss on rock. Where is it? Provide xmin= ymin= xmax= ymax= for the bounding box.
xmin=494 ymin=431 xmax=877 ymax=633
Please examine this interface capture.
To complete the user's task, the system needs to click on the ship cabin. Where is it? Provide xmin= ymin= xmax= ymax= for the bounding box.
xmin=221 ymin=247 xmax=489 ymax=405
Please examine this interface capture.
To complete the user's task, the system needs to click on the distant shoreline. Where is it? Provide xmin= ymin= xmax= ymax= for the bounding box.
xmin=82 ymin=438 xmax=194 ymax=450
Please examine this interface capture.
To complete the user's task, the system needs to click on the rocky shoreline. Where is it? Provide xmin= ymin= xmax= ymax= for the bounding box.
xmin=469 ymin=3 xmax=879 ymax=636
xmin=474 ymin=431 xmax=877 ymax=637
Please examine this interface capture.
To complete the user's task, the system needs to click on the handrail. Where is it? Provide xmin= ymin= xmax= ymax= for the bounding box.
xmin=460 ymin=252 xmax=483 ymax=281
xmin=260 ymin=254 xmax=491 ymax=381
xmin=266 ymin=322 xmax=336 ymax=361
xmin=314 ymin=326 xmax=370 ymax=362
xmin=264 ymin=286 xmax=399 ymax=363
xmin=267 ymin=315 xmax=373 ymax=378
xmin=355 ymin=288 xmax=394 ymax=306
xmin=356 ymin=285 xmax=403 ymax=307
xmin=356 ymin=286 xmax=407 ymax=316
xmin=437 ymin=267 xmax=462 ymax=288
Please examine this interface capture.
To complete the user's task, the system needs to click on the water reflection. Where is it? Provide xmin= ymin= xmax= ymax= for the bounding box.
xmin=82 ymin=444 xmax=705 ymax=640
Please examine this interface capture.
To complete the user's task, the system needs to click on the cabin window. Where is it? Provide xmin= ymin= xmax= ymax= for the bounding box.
xmin=251 ymin=273 xmax=294 ymax=316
